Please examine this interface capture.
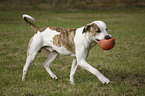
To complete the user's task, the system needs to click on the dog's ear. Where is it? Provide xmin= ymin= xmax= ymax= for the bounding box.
xmin=83 ymin=23 xmax=92 ymax=34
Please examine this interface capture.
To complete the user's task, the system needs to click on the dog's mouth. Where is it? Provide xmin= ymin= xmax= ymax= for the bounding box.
xmin=95 ymin=36 xmax=112 ymax=43
xmin=95 ymin=39 xmax=101 ymax=44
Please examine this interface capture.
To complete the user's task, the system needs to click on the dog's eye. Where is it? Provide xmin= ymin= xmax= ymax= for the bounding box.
xmin=106 ymin=28 xmax=108 ymax=31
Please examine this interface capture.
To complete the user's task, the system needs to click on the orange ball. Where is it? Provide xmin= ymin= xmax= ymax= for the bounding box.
xmin=100 ymin=38 xmax=115 ymax=50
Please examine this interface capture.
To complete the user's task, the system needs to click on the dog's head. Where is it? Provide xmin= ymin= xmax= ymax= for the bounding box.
xmin=83 ymin=21 xmax=112 ymax=43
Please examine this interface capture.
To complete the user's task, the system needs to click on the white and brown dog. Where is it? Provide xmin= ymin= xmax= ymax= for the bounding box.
xmin=22 ymin=14 xmax=112 ymax=85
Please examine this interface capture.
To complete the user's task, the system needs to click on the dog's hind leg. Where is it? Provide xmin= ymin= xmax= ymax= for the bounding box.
xmin=22 ymin=33 xmax=43 ymax=81
xmin=70 ymin=58 xmax=78 ymax=85
xmin=43 ymin=51 xmax=59 ymax=79
xmin=22 ymin=52 xmax=38 ymax=81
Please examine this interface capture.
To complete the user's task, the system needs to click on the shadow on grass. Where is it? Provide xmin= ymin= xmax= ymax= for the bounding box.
xmin=99 ymin=67 xmax=145 ymax=88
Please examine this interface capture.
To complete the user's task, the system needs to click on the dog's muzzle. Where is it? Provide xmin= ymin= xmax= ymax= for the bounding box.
xmin=105 ymin=34 xmax=113 ymax=39
xmin=95 ymin=35 xmax=112 ymax=44
xmin=105 ymin=35 xmax=112 ymax=40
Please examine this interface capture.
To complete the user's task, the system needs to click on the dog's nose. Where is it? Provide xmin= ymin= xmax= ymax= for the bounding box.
xmin=105 ymin=35 xmax=111 ymax=40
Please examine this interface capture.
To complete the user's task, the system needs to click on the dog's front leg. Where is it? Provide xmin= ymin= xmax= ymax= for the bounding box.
xmin=78 ymin=59 xmax=110 ymax=84
xmin=76 ymin=49 xmax=110 ymax=84
xmin=70 ymin=58 xmax=78 ymax=85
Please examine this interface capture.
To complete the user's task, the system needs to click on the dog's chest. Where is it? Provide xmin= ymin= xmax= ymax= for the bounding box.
xmin=49 ymin=27 xmax=76 ymax=53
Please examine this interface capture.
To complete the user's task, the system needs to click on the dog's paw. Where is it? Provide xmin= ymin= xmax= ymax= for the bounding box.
xmin=22 ymin=77 xmax=26 ymax=81
xmin=101 ymin=77 xmax=110 ymax=84
xmin=98 ymin=75 xmax=110 ymax=84
xmin=51 ymin=74 xmax=58 ymax=79
xmin=70 ymin=81 xmax=75 ymax=85
xmin=50 ymin=74 xmax=58 ymax=79
xmin=70 ymin=78 xmax=75 ymax=85
xmin=48 ymin=71 xmax=58 ymax=79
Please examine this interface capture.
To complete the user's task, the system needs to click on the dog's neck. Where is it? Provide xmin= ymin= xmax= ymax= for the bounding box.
xmin=75 ymin=27 xmax=97 ymax=49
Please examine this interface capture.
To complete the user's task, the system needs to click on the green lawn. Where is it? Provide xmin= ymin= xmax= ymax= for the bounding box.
xmin=0 ymin=8 xmax=145 ymax=96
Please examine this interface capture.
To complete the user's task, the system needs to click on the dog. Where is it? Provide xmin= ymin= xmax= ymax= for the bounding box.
xmin=22 ymin=14 xmax=112 ymax=85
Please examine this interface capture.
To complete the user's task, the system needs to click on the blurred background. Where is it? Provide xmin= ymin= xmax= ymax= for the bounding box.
xmin=0 ymin=0 xmax=145 ymax=10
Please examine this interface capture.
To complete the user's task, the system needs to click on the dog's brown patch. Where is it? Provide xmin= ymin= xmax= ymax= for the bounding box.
xmin=50 ymin=27 xmax=76 ymax=53
xmin=89 ymin=23 xmax=100 ymax=37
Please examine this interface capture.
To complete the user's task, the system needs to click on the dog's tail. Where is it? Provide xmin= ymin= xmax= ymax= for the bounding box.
xmin=23 ymin=14 xmax=39 ymax=32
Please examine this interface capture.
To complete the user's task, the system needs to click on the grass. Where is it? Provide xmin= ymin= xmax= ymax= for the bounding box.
xmin=0 ymin=8 xmax=145 ymax=96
